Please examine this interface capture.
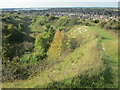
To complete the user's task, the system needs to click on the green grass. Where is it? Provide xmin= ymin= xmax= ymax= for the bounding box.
xmin=87 ymin=26 xmax=114 ymax=41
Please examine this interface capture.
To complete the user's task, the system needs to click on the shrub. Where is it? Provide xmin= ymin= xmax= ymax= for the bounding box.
xmin=94 ymin=19 xmax=99 ymax=23
xmin=49 ymin=16 xmax=59 ymax=21
xmin=47 ymin=30 xmax=68 ymax=60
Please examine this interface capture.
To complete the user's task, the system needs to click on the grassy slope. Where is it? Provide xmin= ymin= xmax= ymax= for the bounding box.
xmin=2 ymin=26 xmax=118 ymax=88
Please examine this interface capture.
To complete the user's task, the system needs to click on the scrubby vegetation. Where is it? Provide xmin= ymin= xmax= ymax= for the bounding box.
xmin=100 ymin=20 xmax=119 ymax=30
xmin=1 ymin=12 xmax=118 ymax=88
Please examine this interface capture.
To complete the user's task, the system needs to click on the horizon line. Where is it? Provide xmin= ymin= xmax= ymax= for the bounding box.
xmin=0 ymin=6 xmax=118 ymax=9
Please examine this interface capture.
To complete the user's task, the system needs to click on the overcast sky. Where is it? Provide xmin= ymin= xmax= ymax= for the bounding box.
xmin=0 ymin=0 xmax=119 ymax=8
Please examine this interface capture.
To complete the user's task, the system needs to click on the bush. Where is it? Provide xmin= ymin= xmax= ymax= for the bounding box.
xmin=49 ymin=16 xmax=59 ymax=21
xmin=85 ymin=23 xmax=92 ymax=26
xmin=100 ymin=20 xmax=119 ymax=30
xmin=46 ymin=71 xmax=104 ymax=88
xmin=94 ymin=19 xmax=99 ymax=23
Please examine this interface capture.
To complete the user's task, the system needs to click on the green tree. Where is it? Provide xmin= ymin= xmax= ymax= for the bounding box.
xmin=34 ymin=25 xmax=55 ymax=60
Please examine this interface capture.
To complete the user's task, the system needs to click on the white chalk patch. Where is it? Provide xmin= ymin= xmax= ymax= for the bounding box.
xmin=85 ymin=29 xmax=88 ymax=32
xmin=103 ymin=47 xmax=105 ymax=51
xmin=53 ymin=71 xmax=55 ymax=73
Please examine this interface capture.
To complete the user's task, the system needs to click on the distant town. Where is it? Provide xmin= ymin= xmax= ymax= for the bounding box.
xmin=1 ymin=7 xmax=118 ymax=21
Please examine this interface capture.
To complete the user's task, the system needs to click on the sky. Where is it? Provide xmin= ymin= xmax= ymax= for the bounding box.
xmin=0 ymin=0 xmax=119 ymax=8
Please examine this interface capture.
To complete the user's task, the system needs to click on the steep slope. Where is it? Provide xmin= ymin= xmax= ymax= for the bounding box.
xmin=2 ymin=26 xmax=118 ymax=88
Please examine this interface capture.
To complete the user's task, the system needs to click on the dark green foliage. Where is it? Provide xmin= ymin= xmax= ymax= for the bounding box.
xmin=45 ymin=13 xmax=50 ymax=17
xmin=100 ymin=20 xmax=119 ymax=30
xmin=3 ymin=58 xmax=35 ymax=82
xmin=34 ymin=25 xmax=55 ymax=60
xmin=46 ymin=71 xmax=105 ymax=88
xmin=2 ymin=14 xmax=31 ymax=33
xmin=7 ymin=30 xmax=26 ymax=43
xmin=45 ymin=23 xmax=51 ymax=31
xmin=102 ymin=55 xmax=118 ymax=88
xmin=58 ymin=27 xmax=65 ymax=31
xmin=18 ymin=23 xmax=24 ymax=30
xmin=20 ymin=54 xmax=38 ymax=64
xmin=2 ymin=14 xmax=35 ymax=82
xmin=85 ymin=23 xmax=92 ymax=26
xmin=94 ymin=19 xmax=99 ymax=23
xmin=34 ymin=34 xmax=49 ymax=59
xmin=49 ymin=16 xmax=59 ymax=21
